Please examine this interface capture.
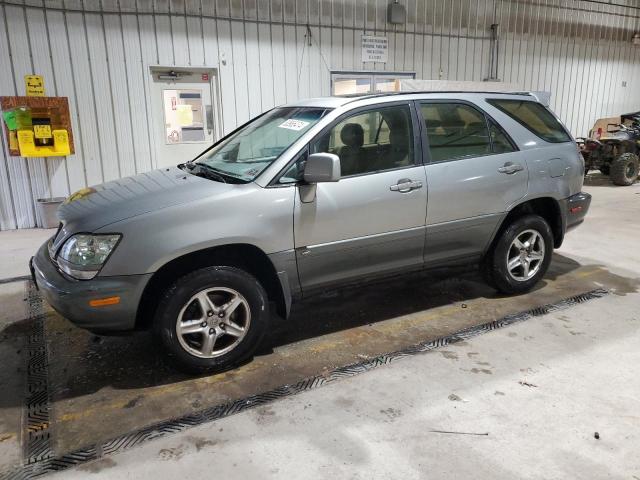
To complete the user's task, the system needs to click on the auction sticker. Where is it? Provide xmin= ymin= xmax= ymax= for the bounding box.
xmin=278 ymin=119 xmax=309 ymax=131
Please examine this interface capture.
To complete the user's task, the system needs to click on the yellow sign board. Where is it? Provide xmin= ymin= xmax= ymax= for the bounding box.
xmin=24 ymin=75 xmax=45 ymax=97
xmin=33 ymin=125 xmax=52 ymax=139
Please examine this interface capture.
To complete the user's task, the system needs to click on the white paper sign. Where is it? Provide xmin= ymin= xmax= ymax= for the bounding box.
xmin=278 ymin=119 xmax=310 ymax=131
xmin=361 ymin=35 xmax=388 ymax=63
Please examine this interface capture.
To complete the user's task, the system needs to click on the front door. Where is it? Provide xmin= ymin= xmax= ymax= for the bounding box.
xmin=150 ymin=68 xmax=220 ymax=169
xmin=293 ymin=102 xmax=428 ymax=291
xmin=419 ymin=101 xmax=528 ymax=264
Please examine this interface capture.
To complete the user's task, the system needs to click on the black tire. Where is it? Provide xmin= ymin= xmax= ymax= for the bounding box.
xmin=154 ymin=266 xmax=270 ymax=374
xmin=598 ymin=164 xmax=610 ymax=176
xmin=481 ymin=214 xmax=553 ymax=295
xmin=610 ymin=153 xmax=639 ymax=186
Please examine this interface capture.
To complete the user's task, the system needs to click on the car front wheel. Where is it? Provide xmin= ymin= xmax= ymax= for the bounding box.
xmin=154 ymin=266 xmax=270 ymax=373
xmin=482 ymin=214 xmax=553 ymax=294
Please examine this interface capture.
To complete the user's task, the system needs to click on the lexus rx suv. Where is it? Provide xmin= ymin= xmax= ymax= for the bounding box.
xmin=31 ymin=92 xmax=591 ymax=372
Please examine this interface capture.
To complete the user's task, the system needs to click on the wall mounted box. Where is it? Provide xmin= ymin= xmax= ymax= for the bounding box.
xmin=0 ymin=96 xmax=74 ymax=157
xmin=387 ymin=2 xmax=406 ymax=24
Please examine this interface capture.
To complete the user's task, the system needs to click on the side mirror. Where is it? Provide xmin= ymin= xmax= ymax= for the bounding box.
xmin=303 ymin=153 xmax=341 ymax=183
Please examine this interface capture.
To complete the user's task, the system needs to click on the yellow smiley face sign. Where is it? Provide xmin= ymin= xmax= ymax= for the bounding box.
xmin=24 ymin=75 xmax=45 ymax=97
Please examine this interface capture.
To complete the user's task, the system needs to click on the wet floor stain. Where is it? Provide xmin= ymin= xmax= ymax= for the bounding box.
xmin=440 ymin=351 xmax=459 ymax=360
xmin=77 ymin=457 xmax=116 ymax=473
xmin=158 ymin=445 xmax=185 ymax=461
xmin=122 ymin=395 xmax=144 ymax=409
xmin=469 ymin=368 xmax=493 ymax=375
xmin=186 ymin=435 xmax=218 ymax=452
xmin=380 ymin=407 xmax=402 ymax=421
xmin=334 ymin=396 xmax=354 ymax=408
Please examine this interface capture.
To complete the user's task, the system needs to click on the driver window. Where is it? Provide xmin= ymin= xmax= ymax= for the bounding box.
xmin=311 ymin=104 xmax=414 ymax=177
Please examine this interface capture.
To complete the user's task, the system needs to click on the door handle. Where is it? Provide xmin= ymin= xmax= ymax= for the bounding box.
xmin=390 ymin=178 xmax=423 ymax=193
xmin=498 ymin=162 xmax=524 ymax=174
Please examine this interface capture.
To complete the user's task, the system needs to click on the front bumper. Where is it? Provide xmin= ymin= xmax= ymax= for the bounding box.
xmin=563 ymin=191 xmax=592 ymax=232
xmin=30 ymin=242 xmax=152 ymax=333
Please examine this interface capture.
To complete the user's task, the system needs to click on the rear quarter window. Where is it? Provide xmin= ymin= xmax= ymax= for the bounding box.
xmin=487 ymin=99 xmax=571 ymax=143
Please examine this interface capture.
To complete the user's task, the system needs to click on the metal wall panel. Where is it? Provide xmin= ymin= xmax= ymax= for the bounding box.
xmin=1 ymin=0 xmax=640 ymax=229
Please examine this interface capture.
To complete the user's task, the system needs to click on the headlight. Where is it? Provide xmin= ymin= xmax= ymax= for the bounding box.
xmin=57 ymin=234 xmax=121 ymax=280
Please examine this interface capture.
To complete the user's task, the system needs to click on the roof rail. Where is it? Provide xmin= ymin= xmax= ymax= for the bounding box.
xmin=340 ymin=90 xmax=536 ymax=105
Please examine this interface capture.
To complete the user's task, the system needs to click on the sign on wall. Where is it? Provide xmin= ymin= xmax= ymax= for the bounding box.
xmin=361 ymin=35 xmax=388 ymax=63
xmin=24 ymin=75 xmax=45 ymax=97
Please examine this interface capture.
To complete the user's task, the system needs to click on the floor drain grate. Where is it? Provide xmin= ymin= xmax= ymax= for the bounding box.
xmin=23 ymin=281 xmax=52 ymax=466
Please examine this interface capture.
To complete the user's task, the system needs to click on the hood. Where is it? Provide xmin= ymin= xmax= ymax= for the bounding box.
xmin=54 ymin=167 xmax=233 ymax=246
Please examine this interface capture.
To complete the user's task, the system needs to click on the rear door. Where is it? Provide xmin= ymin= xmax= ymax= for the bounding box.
xmin=419 ymin=101 xmax=528 ymax=265
xmin=292 ymin=101 xmax=428 ymax=291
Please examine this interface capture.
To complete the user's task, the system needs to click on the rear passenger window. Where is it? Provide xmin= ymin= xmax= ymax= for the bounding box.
xmin=311 ymin=104 xmax=414 ymax=177
xmin=421 ymin=103 xmax=491 ymax=162
xmin=487 ymin=99 xmax=571 ymax=143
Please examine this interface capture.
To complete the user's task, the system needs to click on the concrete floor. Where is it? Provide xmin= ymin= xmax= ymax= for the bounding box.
xmin=0 ymin=227 xmax=55 ymax=280
xmin=1 ymin=174 xmax=639 ymax=479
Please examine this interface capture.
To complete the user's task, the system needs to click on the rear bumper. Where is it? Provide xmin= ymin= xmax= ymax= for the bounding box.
xmin=562 ymin=191 xmax=592 ymax=232
xmin=31 ymin=242 xmax=152 ymax=333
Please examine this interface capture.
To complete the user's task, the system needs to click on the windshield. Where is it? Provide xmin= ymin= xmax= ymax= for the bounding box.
xmin=194 ymin=107 xmax=330 ymax=182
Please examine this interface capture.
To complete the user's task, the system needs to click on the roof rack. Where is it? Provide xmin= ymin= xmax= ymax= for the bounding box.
xmin=339 ymin=90 xmax=553 ymax=106
xmin=340 ymin=90 xmax=533 ymax=103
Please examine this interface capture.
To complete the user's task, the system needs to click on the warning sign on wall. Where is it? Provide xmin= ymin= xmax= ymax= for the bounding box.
xmin=24 ymin=75 xmax=45 ymax=97
xmin=361 ymin=35 xmax=388 ymax=63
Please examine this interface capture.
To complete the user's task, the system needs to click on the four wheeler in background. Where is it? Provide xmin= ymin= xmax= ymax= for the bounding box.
xmin=579 ymin=111 xmax=640 ymax=186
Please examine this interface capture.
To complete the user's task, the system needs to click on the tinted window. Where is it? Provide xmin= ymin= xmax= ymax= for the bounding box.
xmin=421 ymin=103 xmax=491 ymax=162
xmin=488 ymin=99 xmax=571 ymax=143
xmin=488 ymin=118 xmax=517 ymax=153
xmin=312 ymin=104 xmax=414 ymax=177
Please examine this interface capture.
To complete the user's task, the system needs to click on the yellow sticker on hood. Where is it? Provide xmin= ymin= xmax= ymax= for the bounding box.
xmin=64 ymin=187 xmax=97 ymax=204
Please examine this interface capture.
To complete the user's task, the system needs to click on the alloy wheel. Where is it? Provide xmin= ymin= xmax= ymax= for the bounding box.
xmin=176 ymin=287 xmax=251 ymax=358
xmin=506 ymin=229 xmax=546 ymax=282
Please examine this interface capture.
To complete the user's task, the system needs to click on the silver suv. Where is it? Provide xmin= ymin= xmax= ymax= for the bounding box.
xmin=31 ymin=92 xmax=591 ymax=372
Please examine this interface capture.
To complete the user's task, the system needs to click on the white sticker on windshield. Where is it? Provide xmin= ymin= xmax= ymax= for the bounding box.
xmin=278 ymin=119 xmax=310 ymax=131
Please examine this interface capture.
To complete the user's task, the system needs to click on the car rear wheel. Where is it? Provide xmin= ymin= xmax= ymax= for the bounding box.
xmin=482 ymin=214 xmax=553 ymax=294
xmin=154 ymin=266 xmax=269 ymax=373
xmin=610 ymin=153 xmax=639 ymax=186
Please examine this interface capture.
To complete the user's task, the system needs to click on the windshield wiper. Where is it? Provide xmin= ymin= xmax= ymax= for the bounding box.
xmin=192 ymin=163 xmax=228 ymax=183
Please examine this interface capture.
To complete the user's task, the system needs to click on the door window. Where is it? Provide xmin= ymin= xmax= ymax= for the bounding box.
xmin=421 ymin=103 xmax=492 ymax=162
xmin=163 ymin=89 xmax=206 ymax=144
xmin=312 ymin=104 xmax=415 ymax=177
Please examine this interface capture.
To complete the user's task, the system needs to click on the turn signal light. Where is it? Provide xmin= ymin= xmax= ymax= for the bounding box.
xmin=89 ymin=296 xmax=121 ymax=307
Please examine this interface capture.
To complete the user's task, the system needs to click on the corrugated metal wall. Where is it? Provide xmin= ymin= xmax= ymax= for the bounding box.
xmin=1 ymin=0 xmax=639 ymax=230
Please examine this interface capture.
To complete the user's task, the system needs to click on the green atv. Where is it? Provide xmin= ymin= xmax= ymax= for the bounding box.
xmin=578 ymin=112 xmax=640 ymax=186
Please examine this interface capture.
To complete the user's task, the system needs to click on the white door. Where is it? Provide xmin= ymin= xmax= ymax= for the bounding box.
xmin=150 ymin=68 xmax=220 ymax=169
